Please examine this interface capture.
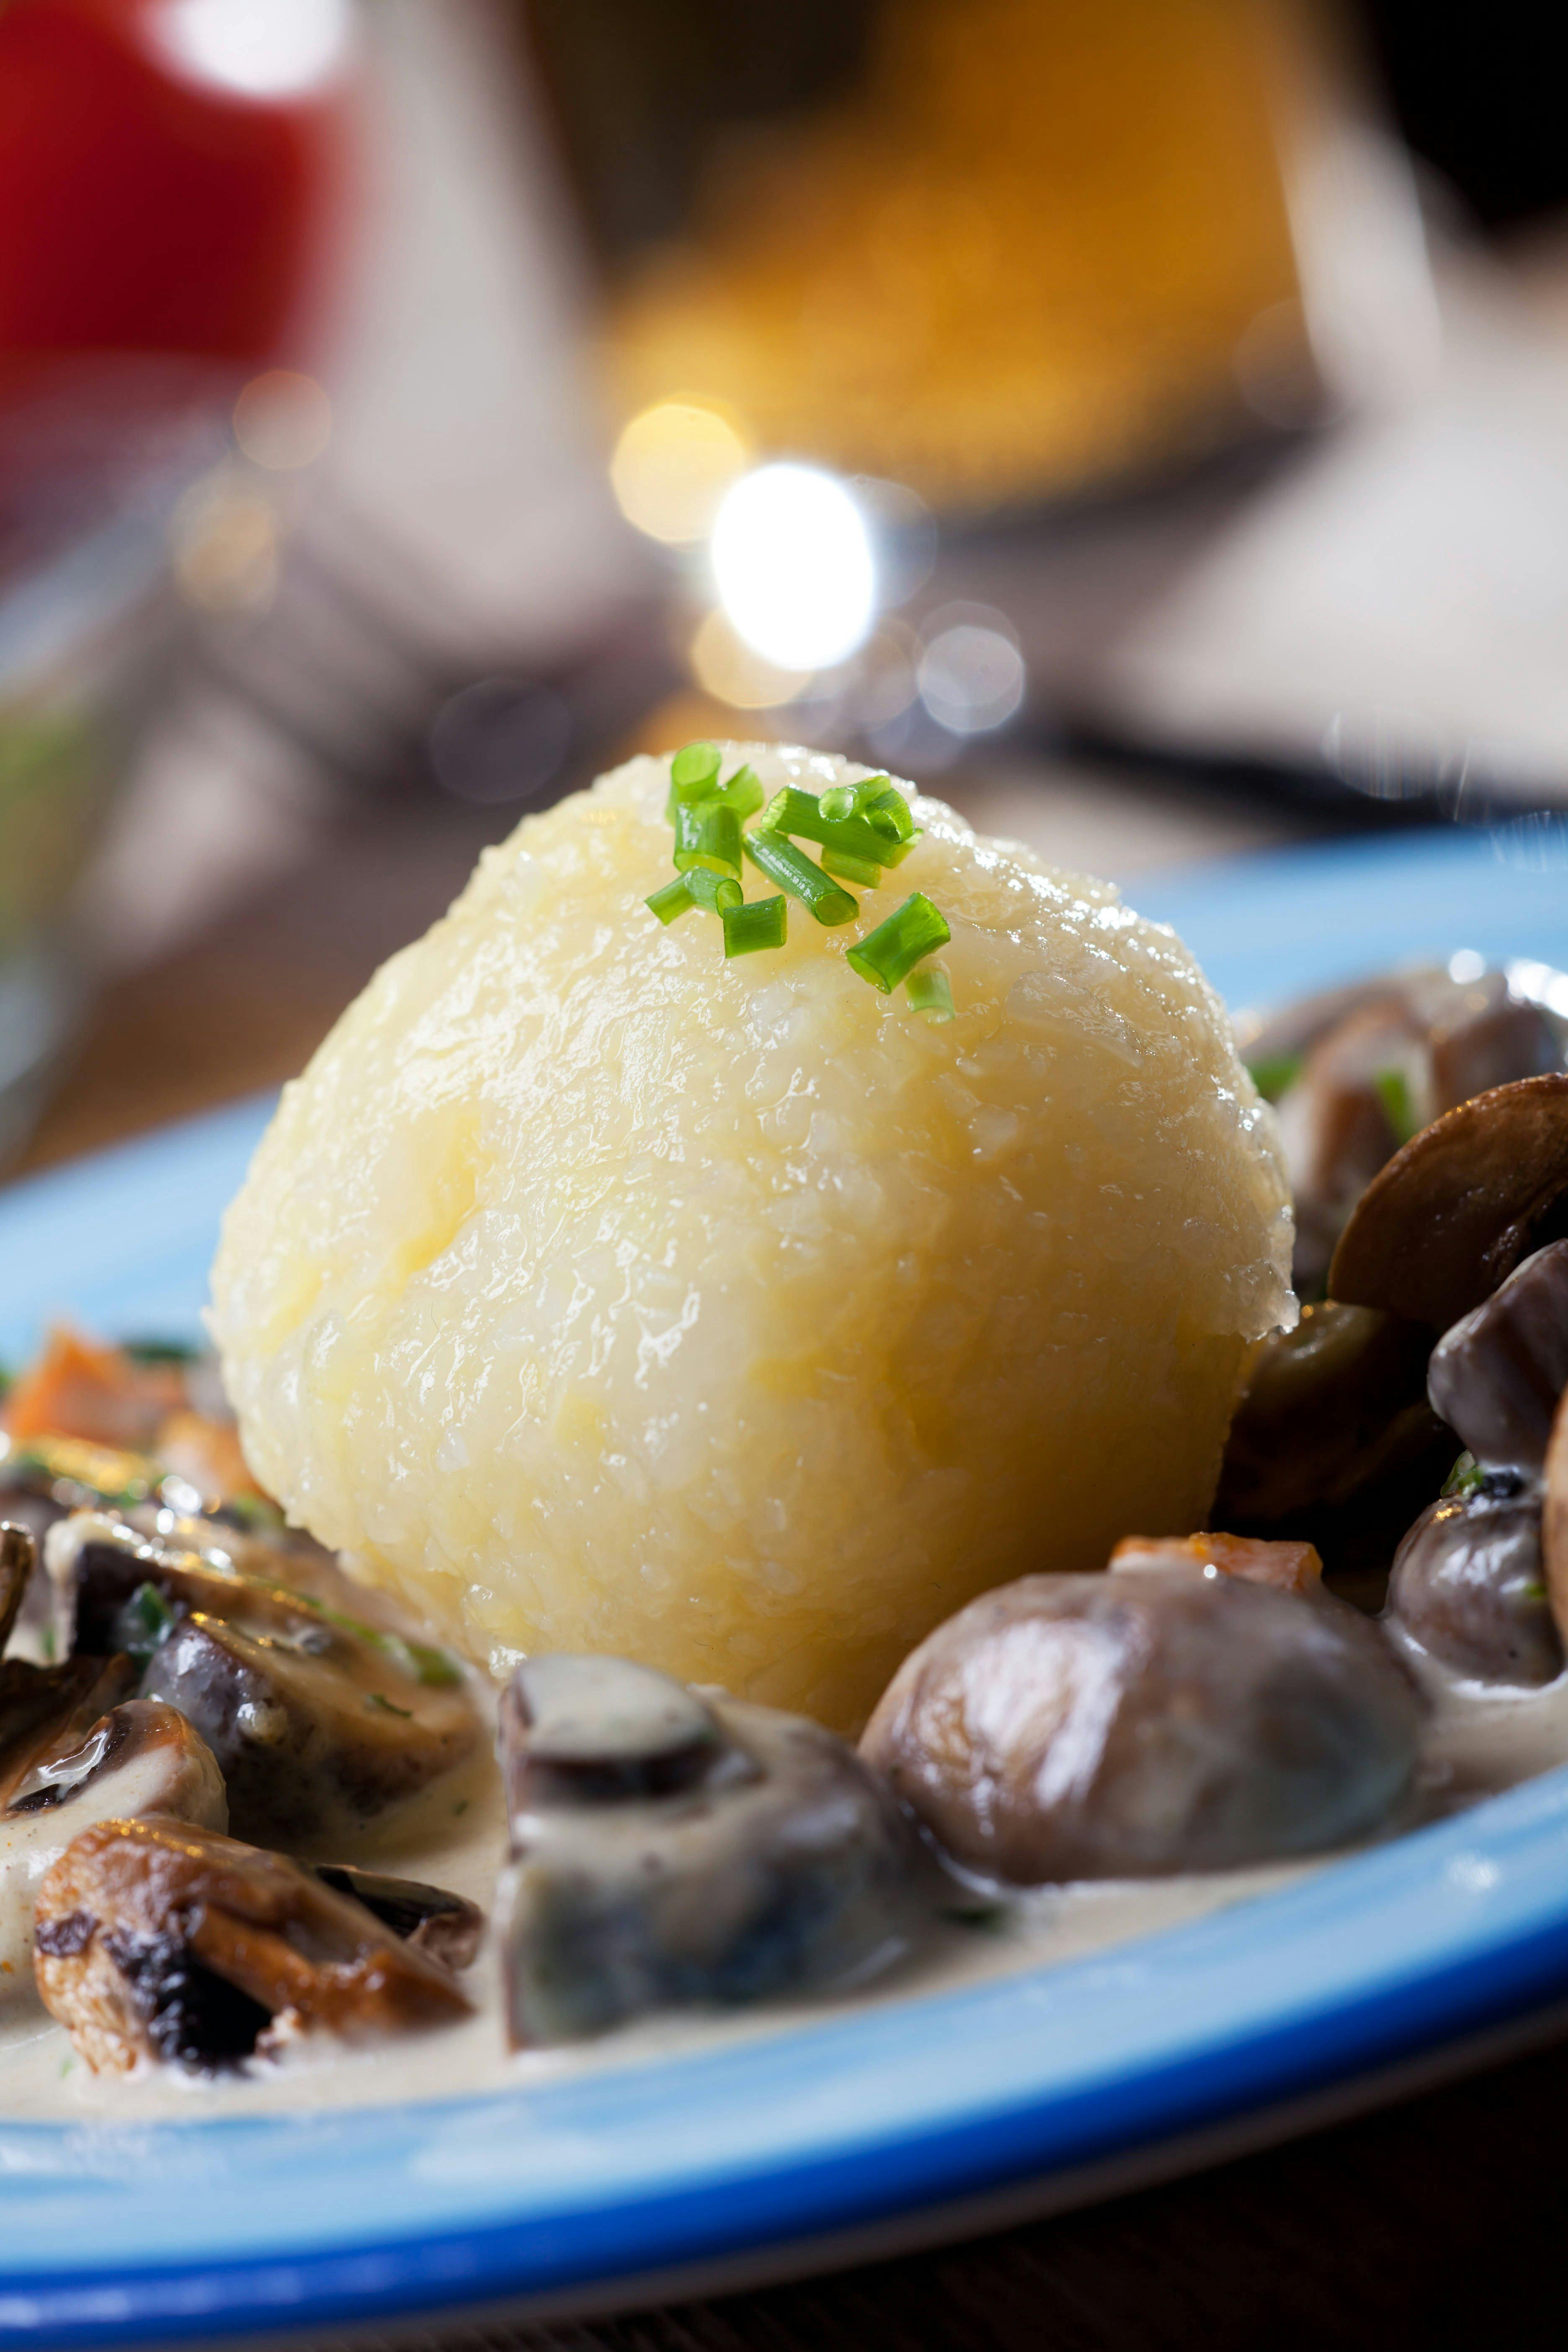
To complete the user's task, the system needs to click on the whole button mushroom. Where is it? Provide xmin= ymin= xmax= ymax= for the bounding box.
xmin=1385 ymin=1482 xmax=1560 ymax=1688
xmin=1426 ymin=1242 xmax=1568 ymax=1476
xmin=34 ymin=1816 xmax=470 ymax=2073
xmin=861 ymin=1569 xmax=1423 ymax=1884
xmin=2 ymin=1700 xmax=227 ymax=1997
xmin=498 ymin=1655 xmax=921 ymax=2043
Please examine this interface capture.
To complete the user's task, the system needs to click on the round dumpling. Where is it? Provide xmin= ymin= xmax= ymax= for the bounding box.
xmin=209 ymin=744 xmax=1293 ymax=1730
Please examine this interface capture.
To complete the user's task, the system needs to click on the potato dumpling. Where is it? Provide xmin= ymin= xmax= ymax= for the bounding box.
xmin=209 ymin=745 xmax=1293 ymax=1730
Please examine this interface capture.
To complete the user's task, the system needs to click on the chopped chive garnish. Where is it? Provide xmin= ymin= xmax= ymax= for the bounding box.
xmin=714 ymin=763 xmax=764 ymax=819
xmin=119 ymin=1580 xmax=180 ymax=1661
xmin=907 ymin=963 xmax=955 ymax=1021
xmin=758 ymin=786 xmax=906 ymax=868
xmin=821 ymin=844 xmax=882 ymax=888
xmin=723 ymin=895 xmax=787 ymax=956
xmin=862 ymin=782 xmax=917 ymax=842
xmin=818 ymin=781 xmax=859 ymax=821
xmin=1443 ymin=1451 xmax=1484 ymax=1498
xmin=1373 ymin=1066 xmax=1419 ymax=1145
xmin=366 ymin=1691 xmax=414 ymax=1718
xmin=674 ymin=799 xmax=742 ymax=877
xmin=684 ymin=868 xmax=744 ymax=915
xmin=1245 ymin=1051 xmax=1304 ymax=1104
xmin=744 ymin=832 xmax=858 ymax=926
xmin=647 ymin=876 xmax=695 ymax=925
xmin=846 ymin=892 xmax=951 ymax=993
xmin=670 ymin=740 xmax=722 ymax=798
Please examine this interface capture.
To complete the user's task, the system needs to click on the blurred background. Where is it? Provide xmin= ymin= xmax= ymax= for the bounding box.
xmin=4 ymin=0 xmax=1568 ymax=1174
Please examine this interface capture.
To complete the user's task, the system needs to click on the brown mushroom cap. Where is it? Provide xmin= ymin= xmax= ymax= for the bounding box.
xmin=1545 ymin=1384 xmax=1568 ymax=1649
xmin=0 ymin=1523 xmax=32 ymax=1654
xmin=0 ymin=1655 xmax=139 ymax=1809
xmin=1329 ymin=1073 xmax=1568 ymax=1331
xmin=34 ymin=1815 xmax=470 ymax=2073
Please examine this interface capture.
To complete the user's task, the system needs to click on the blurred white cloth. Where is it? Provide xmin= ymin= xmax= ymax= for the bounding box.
xmin=1103 ymin=252 xmax=1568 ymax=805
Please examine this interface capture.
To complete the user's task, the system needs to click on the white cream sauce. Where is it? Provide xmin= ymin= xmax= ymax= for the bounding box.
xmin=0 ymin=1646 xmax=1559 ymax=2123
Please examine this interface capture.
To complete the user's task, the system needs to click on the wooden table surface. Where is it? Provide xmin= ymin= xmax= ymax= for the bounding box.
xmin=9 ymin=772 xmax=1561 ymax=2351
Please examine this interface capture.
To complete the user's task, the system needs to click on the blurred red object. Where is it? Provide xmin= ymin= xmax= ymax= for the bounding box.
xmin=0 ymin=0 xmax=352 ymax=575
xmin=0 ymin=0 xmax=346 ymax=366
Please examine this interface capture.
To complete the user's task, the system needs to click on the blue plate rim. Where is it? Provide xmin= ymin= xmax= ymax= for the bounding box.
xmin=4 ymin=823 xmax=1568 ymax=2346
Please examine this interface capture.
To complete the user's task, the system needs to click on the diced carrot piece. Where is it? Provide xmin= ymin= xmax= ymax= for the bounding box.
xmin=1109 ymin=1532 xmax=1323 ymax=1595
xmin=2 ymin=1327 xmax=184 ymax=1450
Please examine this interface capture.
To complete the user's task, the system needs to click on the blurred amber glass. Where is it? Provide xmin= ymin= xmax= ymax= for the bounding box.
xmin=529 ymin=0 xmax=1313 ymax=514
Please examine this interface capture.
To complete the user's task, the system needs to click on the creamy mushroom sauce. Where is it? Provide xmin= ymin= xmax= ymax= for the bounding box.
xmin=1 ymin=1645 xmax=1559 ymax=2123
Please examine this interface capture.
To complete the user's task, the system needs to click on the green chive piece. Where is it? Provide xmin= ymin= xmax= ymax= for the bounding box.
xmin=674 ymin=799 xmax=743 ymax=876
xmin=121 ymin=1581 xmax=180 ymax=1661
xmin=1442 ymin=1451 xmax=1485 ymax=1498
xmin=821 ymin=844 xmax=882 ymax=888
xmin=684 ymin=867 xmax=744 ymax=915
xmin=744 ymin=831 xmax=858 ymax=926
xmin=758 ymin=786 xmax=905 ymax=868
xmin=366 ymin=1690 xmax=414 ymax=1718
xmin=1373 ymin=1066 xmax=1420 ymax=1145
xmin=1245 ymin=1051 xmax=1304 ymax=1104
xmin=647 ymin=876 xmax=696 ymax=925
xmin=907 ymin=963 xmax=955 ymax=1021
xmin=723 ymin=895 xmax=787 ymax=956
xmin=714 ymin=763 xmax=764 ymax=819
xmin=862 ymin=781 xmax=917 ymax=842
xmin=670 ymin=740 xmax=722 ymax=799
xmin=818 ymin=781 xmax=859 ymax=821
xmin=846 ymin=892 xmax=952 ymax=993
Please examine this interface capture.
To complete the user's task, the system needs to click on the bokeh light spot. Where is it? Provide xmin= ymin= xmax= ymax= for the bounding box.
xmin=690 ymin=610 xmax=812 ymax=709
xmin=152 ymin=0 xmax=353 ymax=97
xmin=233 ymin=372 xmax=332 ymax=470
xmin=918 ymin=611 xmax=1025 ymax=735
xmin=711 ymin=465 xmax=875 ymax=673
xmin=611 ymin=402 xmax=749 ymax=546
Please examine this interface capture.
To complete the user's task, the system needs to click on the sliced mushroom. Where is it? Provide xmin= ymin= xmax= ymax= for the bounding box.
xmin=1217 ymin=1303 xmax=1446 ymax=1526
xmin=1248 ymin=967 xmax=1561 ymax=1292
xmin=1543 ymin=1384 xmax=1568 ymax=1648
xmin=1 ymin=1655 xmax=139 ymax=1808
xmin=1109 ymin=1531 xmax=1325 ymax=1596
xmin=0 ymin=1522 xmax=28 ymax=1653
xmin=34 ymin=1816 xmax=469 ymax=2073
xmin=861 ymin=1570 xmax=1423 ymax=1883
xmin=1426 ymin=1241 xmax=1568 ymax=1475
xmin=1329 ymin=1073 xmax=1568 ymax=1331
xmin=46 ymin=1513 xmax=479 ymax=1847
xmin=1385 ymin=1482 xmax=1560 ymax=1688
xmin=498 ymin=1656 xmax=919 ymax=2043
xmin=2 ymin=1701 xmax=227 ymax=1998
xmin=312 ymin=1867 xmax=482 ymax=1970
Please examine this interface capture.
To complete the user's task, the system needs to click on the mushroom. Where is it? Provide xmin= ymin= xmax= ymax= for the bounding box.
xmin=1243 ymin=966 xmax=1562 ymax=1292
xmin=1215 ymin=1301 xmax=1450 ymax=1532
xmin=1385 ymin=1480 xmax=1560 ymax=1688
xmin=1542 ymin=1385 xmax=1568 ymax=1649
xmin=861 ymin=1568 xmax=1423 ymax=1883
xmin=46 ymin=1513 xmax=479 ymax=1847
xmin=311 ymin=1868 xmax=482 ymax=1971
xmin=2 ymin=1533 xmax=138 ymax=1806
xmin=2 ymin=1700 xmax=227 ymax=1997
xmin=1426 ymin=1241 xmax=1568 ymax=1476
xmin=0 ymin=1522 xmax=28 ymax=1653
xmin=33 ymin=1816 xmax=469 ymax=2073
xmin=1329 ymin=1074 xmax=1568 ymax=1332
xmin=498 ymin=1655 xmax=920 ymax=2043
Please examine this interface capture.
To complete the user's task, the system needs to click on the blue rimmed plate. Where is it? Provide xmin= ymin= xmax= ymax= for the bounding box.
xmin=3 ymin=824 xmax=1567 ymax=2349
